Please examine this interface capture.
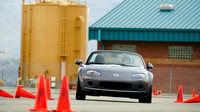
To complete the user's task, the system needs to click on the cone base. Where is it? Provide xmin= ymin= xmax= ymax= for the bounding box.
xmin=48 ymin=97 xmax=54 ymax=100
xmin=52 ymin=109 xmax=75 ymax=112
xmin=174 ymin=101 xmax=183 ymax=103
xmin=29 ymin=108 xmax=50 ymax=111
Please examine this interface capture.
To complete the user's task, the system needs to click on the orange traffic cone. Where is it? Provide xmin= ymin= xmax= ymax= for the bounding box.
xmin=152 ymin=87 xmax=157 ymax=95
xmin=46 ymin=77 xmax=54 ymax=100
xmin=29 ymin=75 xmax=49 ymax=111
xmin=53 ymin=76 xmax=75 ymax=112
xmin=0 ymin=89 xmax=14 ymax=98
xmin=174 ymin=85 xmax=183 ymax=103
xmin=192 ymin=89 xmax=195 ymax=97
xmin=15 ymin=85 xmax=36 ymax=99
xmin=184 ymin=95 xmax=200 ymax=103
xmin=157 ymin=90 xmax=162 ymax=95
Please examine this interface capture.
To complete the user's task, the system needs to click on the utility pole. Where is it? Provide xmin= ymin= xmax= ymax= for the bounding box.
xmin=1 ymin=69 xmax=3 ymax=80
xmin=0 ymin=51 xmax=6 ymax=80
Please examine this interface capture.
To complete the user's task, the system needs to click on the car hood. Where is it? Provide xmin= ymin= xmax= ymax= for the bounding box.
xmin=84 ymin=65 xmax=147 ymax=74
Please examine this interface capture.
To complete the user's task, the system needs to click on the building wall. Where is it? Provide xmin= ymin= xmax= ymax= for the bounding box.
xmin=99 ymin=41 xmax=200 ymax=59
xmin=98 ymin=41 xmax=200 ymax=94
xmin=152 ymin=65 xmax=200 ymax=94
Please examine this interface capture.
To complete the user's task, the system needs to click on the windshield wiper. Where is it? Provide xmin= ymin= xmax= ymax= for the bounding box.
xmin=116 ymin=64 xmax=139 ymax=67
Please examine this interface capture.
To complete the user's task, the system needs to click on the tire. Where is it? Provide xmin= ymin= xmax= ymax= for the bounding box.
xmin=76 ymin=79 xmax=86 ymax=100
xmin=139 ymin=86 xmax=152 ymax=103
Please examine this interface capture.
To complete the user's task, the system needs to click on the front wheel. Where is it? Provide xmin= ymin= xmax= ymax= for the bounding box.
xmin=76 ymin=79 xmax=86 ymax=100
xmin=139 ymin=86 xmax=152 ymax=103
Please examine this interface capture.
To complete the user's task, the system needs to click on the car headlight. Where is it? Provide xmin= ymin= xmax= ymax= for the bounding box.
xmin=86 ymin=70 xmax=101 ymax=76
xmin=131 ymin=74 xmax=146 ymax=79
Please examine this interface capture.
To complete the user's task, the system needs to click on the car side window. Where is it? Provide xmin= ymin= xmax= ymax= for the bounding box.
xmin=89 ymin=54 xmax=98 ymax=63
xmin=132 ymin=55 xmax=144 ymax=67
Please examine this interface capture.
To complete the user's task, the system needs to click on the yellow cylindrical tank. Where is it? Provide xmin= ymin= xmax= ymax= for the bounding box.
xmin=19 ymin=0 xmax=88 ymax=87
xmin=0 ymin=80 xmax=4 ymax=87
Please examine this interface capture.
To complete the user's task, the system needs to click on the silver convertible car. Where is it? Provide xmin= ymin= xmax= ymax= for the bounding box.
xmin=75 ymin=50 xmax=153 ymax=103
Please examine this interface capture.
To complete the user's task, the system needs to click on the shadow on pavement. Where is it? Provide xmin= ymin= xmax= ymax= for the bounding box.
xmin=84 ymin=99 xmax=138 ymax=103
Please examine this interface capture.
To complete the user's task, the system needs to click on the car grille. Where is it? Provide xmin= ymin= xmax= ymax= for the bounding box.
xmin=99 ymin=81 xmax=132 ymax=90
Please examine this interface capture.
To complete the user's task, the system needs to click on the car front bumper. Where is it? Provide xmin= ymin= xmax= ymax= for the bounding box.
xmin=79 ymin=76 xmax=151 ymax=98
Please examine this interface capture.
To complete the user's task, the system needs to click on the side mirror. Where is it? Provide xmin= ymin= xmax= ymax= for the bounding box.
xmin=147 ymin=63 xmax=153 ymax=71
xmin=75 ymin=59 xmax=83 ymax=66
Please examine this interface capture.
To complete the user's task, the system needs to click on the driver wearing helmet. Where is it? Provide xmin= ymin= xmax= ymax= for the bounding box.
xmin=122 ymin=55 xmax=131 ymax=64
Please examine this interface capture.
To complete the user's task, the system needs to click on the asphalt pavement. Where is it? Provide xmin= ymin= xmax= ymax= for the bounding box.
xmin=0 ymin=87 xmax=199 ymax=112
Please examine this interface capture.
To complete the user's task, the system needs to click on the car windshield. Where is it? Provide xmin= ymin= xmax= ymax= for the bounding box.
xmin=86 ymin=51 xmax=145 ymax=68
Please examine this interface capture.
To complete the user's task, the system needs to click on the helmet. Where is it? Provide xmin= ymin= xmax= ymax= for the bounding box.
xmin=122 ymin=55 xmax=131 ymax=64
